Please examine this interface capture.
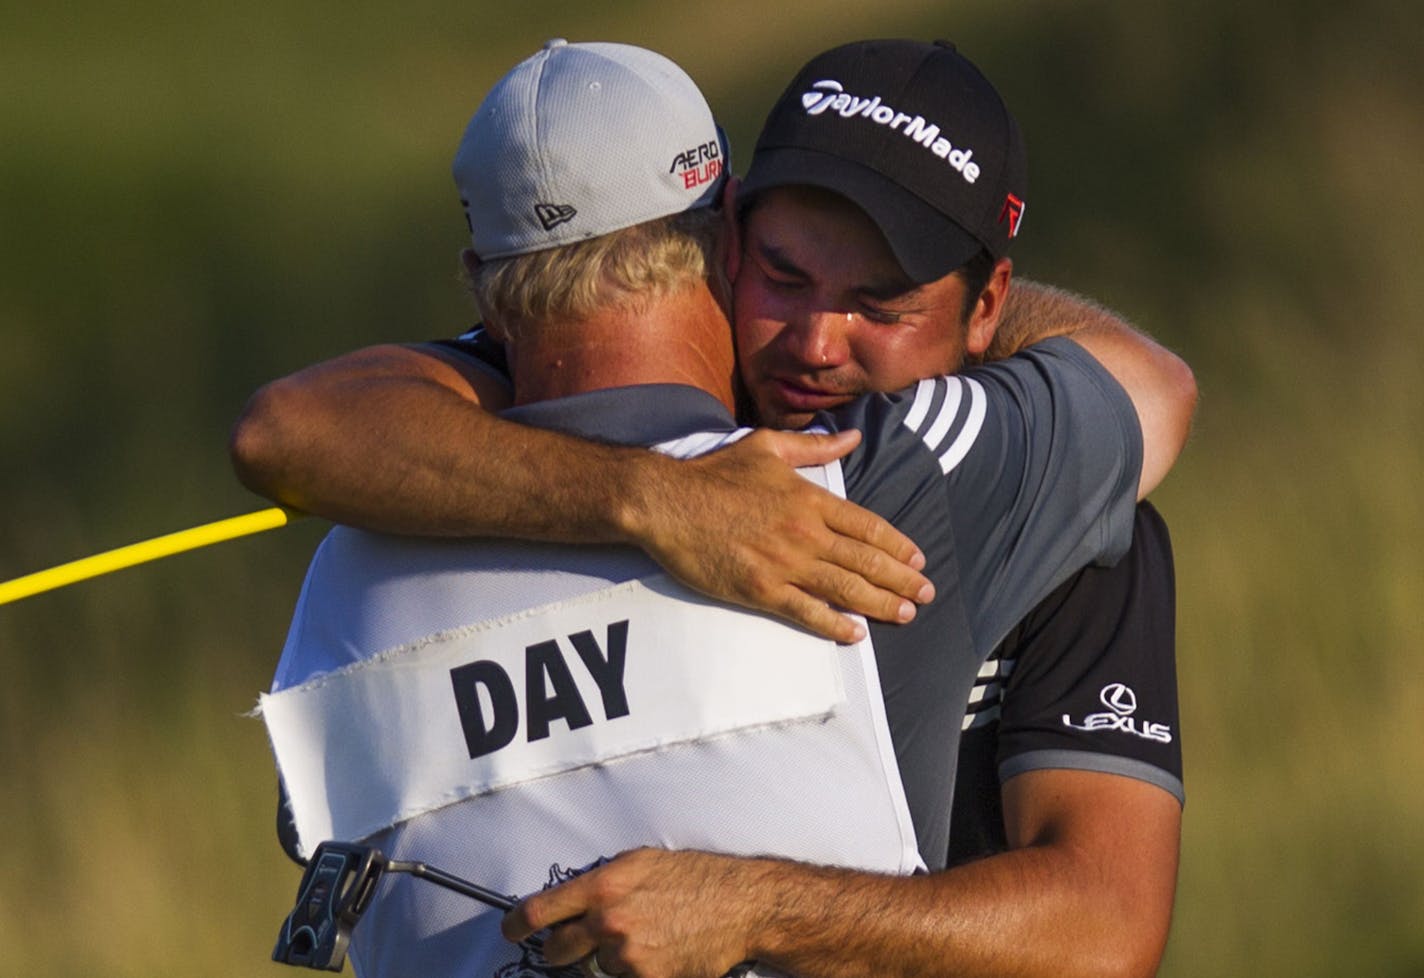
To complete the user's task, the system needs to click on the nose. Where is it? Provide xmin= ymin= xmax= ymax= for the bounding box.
xmin=780 ymin=309 xmax=852 ymax=370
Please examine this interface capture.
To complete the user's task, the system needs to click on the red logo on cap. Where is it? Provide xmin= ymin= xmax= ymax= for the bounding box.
xmin=670 ymin=140 xmax=724 ymax=191
xmin=999 ymin=194 xmax=1025 ymax=239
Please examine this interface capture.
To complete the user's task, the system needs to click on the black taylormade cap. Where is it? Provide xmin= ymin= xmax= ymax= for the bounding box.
xmin=741 ymin=39 xmax=1028 ymax=283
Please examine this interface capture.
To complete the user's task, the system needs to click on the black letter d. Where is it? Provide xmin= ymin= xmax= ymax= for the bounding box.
xmin=450 ymin=660 xmax=519 ymax=759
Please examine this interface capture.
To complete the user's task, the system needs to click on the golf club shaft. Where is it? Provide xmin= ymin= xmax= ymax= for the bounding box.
xmin=0 ymin=506 xmax=303 ymax=606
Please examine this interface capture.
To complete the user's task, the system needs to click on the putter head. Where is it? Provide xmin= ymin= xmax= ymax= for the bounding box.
xmin=272 ymin=842 xmax=388 ymax=971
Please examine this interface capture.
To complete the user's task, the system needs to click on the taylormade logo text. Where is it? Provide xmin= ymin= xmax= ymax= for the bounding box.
xmin=801 ymin=80 xmax=981 ymax=184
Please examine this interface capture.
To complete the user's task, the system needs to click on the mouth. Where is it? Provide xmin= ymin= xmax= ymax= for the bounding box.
xmin=768 ymin=376 xmax=855 ymax=414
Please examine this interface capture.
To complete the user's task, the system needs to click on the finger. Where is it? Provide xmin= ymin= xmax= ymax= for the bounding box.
xmin=529 ymin=910 xmax=634 ymax=973
xmin=501 ymin=902 xmax=538 ymax=944
xmin=755 ymin=427 xmax=862 ymax=468
xmin=817 ymin=535 xmax=935 ymax=607
xmin=822 ymin=496 xmax=927 ymax=573
xmin=502 ymin=884 xmax=590 ymax=944
xmin=768 ymin=586 xmax=868 ymax=643
xmin=534 ymin=919 xmax=600 ymax=968
xmin=800 ymin=560 xmax=923 ymax=625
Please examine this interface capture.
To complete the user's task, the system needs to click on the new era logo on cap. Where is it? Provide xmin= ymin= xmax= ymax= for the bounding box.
xmin=535 ymin=203 xmax=578 ymax=231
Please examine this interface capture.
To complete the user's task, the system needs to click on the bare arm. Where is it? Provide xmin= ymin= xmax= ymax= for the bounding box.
xmin=993 ymin=279 xmax=1197 ymax=499
xmin=230 ymin=344 xmax=934 ymax=641
xmin=232 ymin=343 xmax=525 ymax=535
xmin=505 ymin=770 xmax=1180 ymax=978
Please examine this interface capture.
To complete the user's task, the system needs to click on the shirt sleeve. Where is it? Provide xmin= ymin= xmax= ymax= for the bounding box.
xmin=836 ymin=336 xmax=1144 ymax=659
xmin=992 ymin=502 xmax=1184 ymax=801
xmin=960 ymin=337 xmax=1144 ymax=649
xmin=947 ymin=502 xmax=1183 ymax=867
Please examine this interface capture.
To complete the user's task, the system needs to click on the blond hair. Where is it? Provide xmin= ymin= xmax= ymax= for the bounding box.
xmin=467 ymin=207 xmax=725 ymax=339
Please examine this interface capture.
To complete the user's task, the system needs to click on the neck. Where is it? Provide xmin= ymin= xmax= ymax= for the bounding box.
xmin=506 ymin=285 xmax=737 ymax=413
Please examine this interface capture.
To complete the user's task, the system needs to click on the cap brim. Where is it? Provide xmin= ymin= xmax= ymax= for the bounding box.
xmin=739 ymin=146 xmax=984 ymax=284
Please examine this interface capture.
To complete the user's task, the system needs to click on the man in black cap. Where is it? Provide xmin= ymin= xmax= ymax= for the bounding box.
xmin=495 ymin=41 xmax=1184 ymax=978
xmin=236 ymin=39 xmax=1188 ymax=978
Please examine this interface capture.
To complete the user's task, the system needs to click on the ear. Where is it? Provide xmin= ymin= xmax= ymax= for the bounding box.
xmin=463 ymin=248 xmax=513 ymax=344
xmin=460 ymin=247 xmax=482 ymax=279
xmin=965 ymin=258 xmax=1013 ymax=358
xmin=721 ymin=176 xmax=744 ymax=284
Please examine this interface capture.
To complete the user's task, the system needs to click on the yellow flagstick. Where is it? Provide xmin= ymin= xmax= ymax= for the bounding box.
xmin=0 ymin=506 xmax=305 ymax=607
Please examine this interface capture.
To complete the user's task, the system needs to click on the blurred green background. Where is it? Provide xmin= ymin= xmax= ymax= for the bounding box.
xmin=2 ymin=2 xmax=1420 ymax=975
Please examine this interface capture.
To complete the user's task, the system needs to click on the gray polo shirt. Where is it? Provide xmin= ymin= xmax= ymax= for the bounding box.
xmin=820 ymin=337 xmax=1140 ymax=864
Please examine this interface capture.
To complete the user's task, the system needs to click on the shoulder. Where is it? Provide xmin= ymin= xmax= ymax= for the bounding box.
xmin=833 ymin=336 xmax=1141 ymax=505
xmin=991 ymin=501 xmax=1184 ymax=803
xmin=831 ymin=375 xmax=987 ymax=480
xmin=1015 ymin=502 xmax=1174 ymax=640
xmin=964 ymin=337 xmax=1141 ymax=446
xmin=427 ymin=325 xmax=510 ymax=379
xmin=836 ymin=337 xmax=1139 ymax=472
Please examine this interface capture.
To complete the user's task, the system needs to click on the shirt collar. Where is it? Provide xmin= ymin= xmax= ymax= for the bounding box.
xmin=501 ymin=384 xmax=737 ymax=446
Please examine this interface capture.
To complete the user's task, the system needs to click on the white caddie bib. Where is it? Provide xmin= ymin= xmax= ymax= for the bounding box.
xmin=263 ymin=439 xmax=923 ymax=978
xmin=260 ymin=575 xmax=847 ymax=853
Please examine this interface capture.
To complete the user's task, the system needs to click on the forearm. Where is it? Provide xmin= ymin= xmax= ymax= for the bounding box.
xmin=508 ymin=771 xmax=1177 ymax=978
xmin=753 ymin=768 xmax=1178 ymax=978
xmin=747 ymin=847 xmax=1163 ymax=978
xmin=303 ymin=414 xmax=661 ymax=543
xmin=987 ymin=279 xmax=1122 ymax=362
xmin=231 ymin=345 xmax=933 ymax=639
xmin=229 ymin=343 xmax=657 ymax=541
xmin=992 ymin=279 xmax=1196 ymax=498
xmin=507 ymin=848 xmax=1142 ymax=978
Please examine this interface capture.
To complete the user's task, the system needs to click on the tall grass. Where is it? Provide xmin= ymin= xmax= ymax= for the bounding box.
xmin=2 ymin=2 xmax=1420 ymax=975
xmin=1158 ymin=333 xmax=1424 ymax=976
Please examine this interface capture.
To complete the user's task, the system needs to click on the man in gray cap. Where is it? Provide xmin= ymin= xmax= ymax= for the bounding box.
xmin=265 ymin=44 xmax=931 ymax=978
xmin=243 ymin=38 xmax=1191 ymax=978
